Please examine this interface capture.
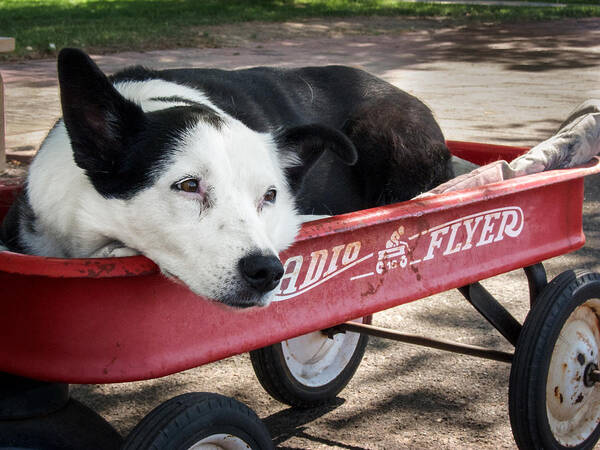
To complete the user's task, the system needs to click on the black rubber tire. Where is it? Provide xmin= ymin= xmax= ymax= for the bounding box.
xmin=0 ymin=398 xmax=122 ymax=450
xmin=0 ymin=373 xmax=69 ymax=420
xmin=250 ymin=316 xmax=371 ymax=408
xmin=509 ymin=269 xmax=600 ymax=450
xmin=122 ymin=392 xmax=273 ymax=450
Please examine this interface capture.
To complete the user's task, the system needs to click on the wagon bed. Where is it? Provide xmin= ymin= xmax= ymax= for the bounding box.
xmin=2 ymin=141 xmax=600 ymax=450
xmin=0 ymin=141 xmax=597 ymax=383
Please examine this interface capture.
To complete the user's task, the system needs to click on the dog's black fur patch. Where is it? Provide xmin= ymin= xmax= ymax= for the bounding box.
xmin=57 ymin=49 xmax=228 ymax=200
xmin=1 ymin=49 xmax=454 ymax=255
xmin=109 ymin=64 xmax=453 ymax=214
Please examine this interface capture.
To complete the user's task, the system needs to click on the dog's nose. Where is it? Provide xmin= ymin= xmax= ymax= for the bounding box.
xmin=239 ymin=254 xmax=284 ymax=293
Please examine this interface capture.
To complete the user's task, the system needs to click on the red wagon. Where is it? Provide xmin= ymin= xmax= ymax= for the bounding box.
xmin=1 ymin=141 xmax=600 ymax=449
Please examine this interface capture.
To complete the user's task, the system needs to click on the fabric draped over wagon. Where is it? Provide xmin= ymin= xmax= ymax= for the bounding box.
xmin=422 ymin=100 xmax=600 ymax=197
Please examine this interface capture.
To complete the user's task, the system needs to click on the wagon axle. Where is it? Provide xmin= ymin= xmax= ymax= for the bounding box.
xmin=584 ymin=363 xmax=600 ymax=387
xmin=326 ymin=320 xmax=514 ymax=363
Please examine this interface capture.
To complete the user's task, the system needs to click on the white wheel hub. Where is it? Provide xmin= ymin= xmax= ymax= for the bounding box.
xmin=281 ymin=318 xmax=364 ymax=387
xmin=188 ymin=433 xmax=251 ymax=450
xmin=546 ymin=299 xmax=600 ymax=446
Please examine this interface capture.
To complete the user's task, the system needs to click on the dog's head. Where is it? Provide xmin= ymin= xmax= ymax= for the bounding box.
xmin=55 ymin=48 xmax=357 ymax=308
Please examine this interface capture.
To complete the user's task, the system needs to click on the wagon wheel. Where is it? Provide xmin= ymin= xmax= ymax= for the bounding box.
xmin=509 ymin=270 xmax=600 ymax=449
xmin=250 ymin=316 xmax=371 ymax=407
xmin=122 ymin=392 xmax=273 ymax=450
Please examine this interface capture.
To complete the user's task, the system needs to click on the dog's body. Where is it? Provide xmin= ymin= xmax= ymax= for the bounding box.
xmin=0 ymin=49 xmax=452 ymax=307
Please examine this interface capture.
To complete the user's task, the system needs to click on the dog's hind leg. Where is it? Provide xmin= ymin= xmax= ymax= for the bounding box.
xmin=342 ymin=96 xmax=454 ymax=206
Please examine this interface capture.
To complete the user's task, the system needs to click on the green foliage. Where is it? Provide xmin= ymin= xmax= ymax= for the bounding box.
xmin=1 ymin=0 xmax=598 ymax=59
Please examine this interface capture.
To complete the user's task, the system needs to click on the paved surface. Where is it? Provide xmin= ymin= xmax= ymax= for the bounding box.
xmin=3 ymin=18 xmax=599 ymax=159
xmin=1 ymin=17 xmax=599 ymax=449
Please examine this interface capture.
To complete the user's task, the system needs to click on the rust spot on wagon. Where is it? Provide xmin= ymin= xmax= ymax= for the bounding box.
xmin=361 ymin=277 xmax=385 ymax=297
xmin=86 ymin=263 xmax=117 ymax=277
xmin=103 ymin=355 xmax=118 ymax=375
xmin=410 ymin=263 xmax=422 ymax=281
xmin=554 ymin=386 xmax=565 ymax=404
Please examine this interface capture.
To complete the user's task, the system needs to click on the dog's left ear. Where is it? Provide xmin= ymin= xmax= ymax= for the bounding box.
xmin=57 ymin=48 xmax=146 ymax=177
xmin=276 ymin=124 xmax=358 ymax=192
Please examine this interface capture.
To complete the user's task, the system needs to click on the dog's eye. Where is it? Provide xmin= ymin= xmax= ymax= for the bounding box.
xmin=258 ymin=188 xmax=277 ymax=212
xmin=263 ymin=189 xmax=277 ymax=204
xmin=173 ymin=178 xmax=200 ymax=193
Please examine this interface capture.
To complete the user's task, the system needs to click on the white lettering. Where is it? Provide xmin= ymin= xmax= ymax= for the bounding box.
xmin=443 ymin=222 xmax=463 ymax=255
xmin=300 ymin=249 xmax=328 ymax=289
xmin=424 ymin=227 xmax=449 ymax=261
xmin=342 ymin=241 xmax=361 ymax=265
xmin=476 ymin=213 xmax=501 ymax=247
xmin=280 ymin=256 xmax=303 ymax=294
xmin=496 ymin=209 xmax=522 ymax=240
xmin=325 ymin=244 xmax=345 ymax=276
xmin=462 ymin=216 xmax=483 ymax=251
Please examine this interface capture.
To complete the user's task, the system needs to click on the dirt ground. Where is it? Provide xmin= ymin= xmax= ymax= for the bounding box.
xmin=2 ymin=16 xmax=600 ymax=449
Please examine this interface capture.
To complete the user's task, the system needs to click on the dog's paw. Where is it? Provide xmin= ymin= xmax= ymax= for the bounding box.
xmin=107 ymin=247 xmax=140 ymax=257
xmin=92 ymin=242 xmax=140 ymax=258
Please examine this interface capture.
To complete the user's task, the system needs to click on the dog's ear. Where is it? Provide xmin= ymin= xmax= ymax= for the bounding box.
xmin=276 ymin=124 xmax=358 ymax=192
xmin=57 ymin=48 xmax=146 ymax=176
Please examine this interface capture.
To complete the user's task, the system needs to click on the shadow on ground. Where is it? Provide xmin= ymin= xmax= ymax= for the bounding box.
xmin=347 ymin=19 xmax=600 ymax=74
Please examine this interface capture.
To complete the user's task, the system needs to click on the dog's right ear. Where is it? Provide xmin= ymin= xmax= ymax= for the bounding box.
xmin=58 ymin=48 xmax=146 ymax=176
xmin=276 ymin=124 xmax=358 ymax=193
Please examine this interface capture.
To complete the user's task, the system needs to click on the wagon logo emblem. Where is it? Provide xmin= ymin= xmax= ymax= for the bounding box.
xmin=274 ymin=206 xmax=524 ymax=300
xmin=417 ymin=206 xmax=524 ymax=262
xmin=275 ymin=241 xmax=372 ymax=301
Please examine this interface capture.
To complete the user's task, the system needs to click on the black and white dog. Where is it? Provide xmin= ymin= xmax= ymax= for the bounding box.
xmin=0 ymin=48 xmax=453 ymax=307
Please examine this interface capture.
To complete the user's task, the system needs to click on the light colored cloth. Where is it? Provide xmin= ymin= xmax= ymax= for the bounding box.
xmin=558 ymin=99 xmax=600 ymax=132
xmin=509 ymin=111 xmax=600 ymax=176
xmin=419 ymin=99 xmax=600 ymax=197
xmin=419 ymin=160 xmax=510 ymax=197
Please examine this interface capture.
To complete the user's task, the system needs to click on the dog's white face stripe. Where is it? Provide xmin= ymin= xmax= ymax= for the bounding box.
xmin=114 ymin=80 xmax=225 ymax=114
xmin=115 ymin=119 xmax=300 ymax=303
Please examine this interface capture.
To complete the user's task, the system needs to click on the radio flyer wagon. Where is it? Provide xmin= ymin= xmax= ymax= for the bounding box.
xmin=1 ymin=141 xmax=600 ymax=449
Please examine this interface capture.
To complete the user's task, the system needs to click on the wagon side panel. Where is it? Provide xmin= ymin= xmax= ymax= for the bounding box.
xmin=0 ymin=176 xmax=586 ymax=383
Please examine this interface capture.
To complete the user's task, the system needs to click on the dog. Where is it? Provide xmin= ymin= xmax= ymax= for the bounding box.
xmin=0 ymin=48 xmax=453 ymax=308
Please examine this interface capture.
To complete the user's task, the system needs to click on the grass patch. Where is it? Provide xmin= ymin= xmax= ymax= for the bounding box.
xmin=492 ymin=0 xmax=598 ymax=3
xmin=1 ymin=0 xmax=599 ymax=60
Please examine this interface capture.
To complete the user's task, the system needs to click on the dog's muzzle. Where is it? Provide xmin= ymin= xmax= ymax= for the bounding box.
xmin=238 ymin=253 xmax=284 ymax=294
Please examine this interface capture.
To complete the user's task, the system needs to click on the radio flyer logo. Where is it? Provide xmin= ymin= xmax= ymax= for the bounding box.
xmin=274 ymin=207 xmax=524 ymax=301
